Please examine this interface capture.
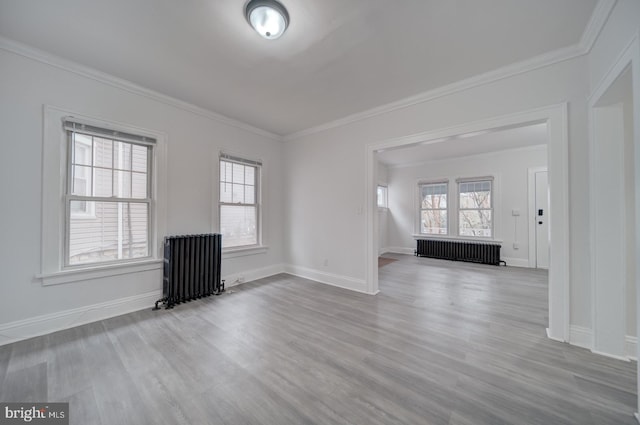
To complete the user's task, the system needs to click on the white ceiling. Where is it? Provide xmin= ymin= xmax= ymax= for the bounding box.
xmin=377 ymin=123 xmax=548 ymax=167
xmin=0 ymin=0 xmax=598 ymax=136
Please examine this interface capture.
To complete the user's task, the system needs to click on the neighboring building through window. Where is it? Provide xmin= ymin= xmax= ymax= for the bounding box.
xmin=419 ymin=182 xmax=448 ymax=235
xmin=65 ymin=120 xmax=153 ymax=266
xmin=377 ymin=185 xmax=388 ymax=208
xmin=219 ymin=154 xmax=261 ymax=248
xmin=458 ymin=179 xmax=493 ymax=237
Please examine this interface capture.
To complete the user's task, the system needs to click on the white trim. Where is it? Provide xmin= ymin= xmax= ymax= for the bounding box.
xmin=0 ymin=36 xmax=281 ymax=141
xmin=386 ymin=247 xmax=415 ymax=256
xmin=37 ymin=259 xmax=162 ymax=286
xmin=285 ymin=1 xmax=614 ymax=141
xmin=569 ymin=325 xmax=594 ymax=349
xmin=222 ymin=246 xmax=269 ymax=259
xmin=578 ymin=0 xmax=618 ymax=53
xmin=0 ymin=290 xmax=163 ymax=347
xmin=501 ymin=257 xmax=530 ymax=268
xmin=588 ymin=32 xmax=640 ymax=360
xmin=366 ymin=104 xmax=570 ymax=342
xmin=412 ymin=234 xmax=503 ymax=244
xmin=41 ymin=105 xmax=168 ymax=283
xmin=626 ymin=336 xmax=638 ymax=361
xmin=528 ymin=166 xmax=548 ymax=268
xmin=222 ymin=263 xmax=285 ymax=288
xmin=285 ymin=45 xmax=583 ymax=141
xmin=283 ymin=264 xmax=373 ymax=295
xmin=387 ymin=145 xmax=547 ymax=170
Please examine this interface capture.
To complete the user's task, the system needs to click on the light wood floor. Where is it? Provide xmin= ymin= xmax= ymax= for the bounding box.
xmin=0 ymin=254 xmax=637 ymax=424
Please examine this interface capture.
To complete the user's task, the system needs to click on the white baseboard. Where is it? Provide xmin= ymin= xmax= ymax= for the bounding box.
xmin=386 ymin=246 xmax=414 ymax=255
xmin=568 ymin=325 xmax=637 ymax=361
xmin=0 ymin=289 xmax=163 ymax=347
xmin=626 ymin=335 xmax=637 ymax=360
xmin=283 ymin=264 xmax=371 ymax=294
xmin=569 ymin=325 xmax=593 ymax=349
xmin=378 ymin=246 xmax=391 ymax=255
xmin=0 ymin=263 xmax=288 ymax=347
xmin=501 ymin=257 xmax=531 ymax=268
xmin=222 ymin=263 xmax=285 ymax=288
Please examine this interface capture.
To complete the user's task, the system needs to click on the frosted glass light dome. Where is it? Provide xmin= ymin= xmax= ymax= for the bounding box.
xmin=245 ymin=0 xmax=289 ymax=40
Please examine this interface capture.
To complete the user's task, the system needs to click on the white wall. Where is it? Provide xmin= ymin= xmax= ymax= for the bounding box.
xmin=0 ymin=48 xmax=284 ymax=342
xmin=385 ymin=146 xmax=547 ymax=266
xmin=284 ymin=55 xmax=590 ymax=326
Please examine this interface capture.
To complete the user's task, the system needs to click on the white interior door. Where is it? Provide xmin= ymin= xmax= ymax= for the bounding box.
xmin=535 ymin=171 xmax=549 ymax=269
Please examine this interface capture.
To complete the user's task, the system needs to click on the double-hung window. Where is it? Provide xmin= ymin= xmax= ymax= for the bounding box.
xmin=419 ymin=182 xmax=448 ymax=235
xmin=65 ymin=120 xmax=153 ymax=266
xmin=458 ymin=179 xmax=493 ymax=237
xmin=219 ymin=154 xmax=261 ymax=249
xmin=377 ymin=185 xmax=388 ymax=208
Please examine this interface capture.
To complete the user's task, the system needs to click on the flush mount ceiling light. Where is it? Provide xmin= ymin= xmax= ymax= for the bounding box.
xmin=245 ymin=0 xmax=289 ymax=40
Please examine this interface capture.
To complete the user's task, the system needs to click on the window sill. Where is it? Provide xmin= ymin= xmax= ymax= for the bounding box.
xmin=36 ymin=259 xmax=163 ymax=286
xmin=222 ymin=245 xmax=269 ymax=259
xmin=412 ymin=234 xmax=503 ymax=244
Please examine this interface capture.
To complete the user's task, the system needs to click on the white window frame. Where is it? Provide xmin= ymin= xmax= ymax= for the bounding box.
xmin=39 ymin=106 xmax=167 ymax=286
xmin=418 ymin=181 xmax=449 ymax=235
xmin=219 ymin=153 xmax=262 ymax=251
xmin=64 ymin=121 xmax=154 ymax=267
xmin=68 ymin=137 xmax=95 ymax=218
xmin=377 ymin=185 xmax=388 ymax=209
xmin=457 ymin=177 xmax=494 ymax=238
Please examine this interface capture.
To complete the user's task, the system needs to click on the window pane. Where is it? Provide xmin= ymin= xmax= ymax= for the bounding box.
xmin=113 ymin=170 xmax=132 ymax=198
xmin=221 ymin=160 xmax=232 ymax=183
xmin=93 ymin=138 xmax=113 ymax=168
xmin=132 ymin=145 xmax=148 ymax=172
xmin=114 ymin=142 xmax=132 ymax=170
xmin=377 ymin=186 xmax=388 ymax=208
xmin=232 ymin=163 xmax=245 ymax=184
xmin=73 ymin=134 xmax=92 ymax=165
xmin=459 ymin=210 xmax=492 ymax=237
xmin=421 ymin=184 xmax=447 ymax=208
xmin=459 ymin=181 xmax=491 ymax=209
xmin=232 ymin=183 xmax=245 ymax=203
xmin=245 ymin=185 xmax=255 ymax=204
xmin=220 ymin=205 xmax=257 ymax=248
xmin=245 ymin=166 xmax=255 ymax=185
xmin=132 ymin=172 xmax=148 ymax=198
xmin=68 ymin=201 xmax=148 ymax=265
xmin=421 ymin=210 xmax=447 ymax=235
xmin=220 ymin=182 xmax=232 ymax=203
xmin=72 ymin=165 xmax=92 ymax=196
xmin=93 ymin=168 xmax=113 ymax=197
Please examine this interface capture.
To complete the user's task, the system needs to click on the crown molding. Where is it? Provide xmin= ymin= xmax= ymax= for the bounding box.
xmin=283 ymin=44 xmax=583 ymax=141
xmin=384 ymin=144 xmax=547 ymax=170
xmin=578 ymin=0 xmax=617 ymax=53
xmin=283 ymin=0 xmax=616 ymax=142
xmin=0 ymin=36 xmax=282 ymax=141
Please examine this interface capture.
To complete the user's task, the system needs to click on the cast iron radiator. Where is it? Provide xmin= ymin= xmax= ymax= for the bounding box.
xmin=415 ymin=239 xmax=502 ymax=266
xmin=154 ymin=234 xmax=224 ymax=310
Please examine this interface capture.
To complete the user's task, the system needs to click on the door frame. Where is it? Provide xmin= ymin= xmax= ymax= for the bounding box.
xmin=365 ymin=103 xmax=570 ymax=342
xmin=528 ymin=166 xmax=548 ymax=268
xmin=588 ymin=33 xmax=640 ymax=364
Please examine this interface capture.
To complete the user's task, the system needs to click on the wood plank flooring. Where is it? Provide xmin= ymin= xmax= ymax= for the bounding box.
xmin=0 ymin=254 xmax=637 ymax=424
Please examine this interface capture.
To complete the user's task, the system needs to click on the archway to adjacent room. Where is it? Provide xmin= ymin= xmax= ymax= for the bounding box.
xmin=365 ymin=104 xmax=570 ymax=342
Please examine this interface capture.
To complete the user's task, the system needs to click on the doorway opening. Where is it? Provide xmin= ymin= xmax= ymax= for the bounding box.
xmin=365 ymin=105 xmax=570 ymax=341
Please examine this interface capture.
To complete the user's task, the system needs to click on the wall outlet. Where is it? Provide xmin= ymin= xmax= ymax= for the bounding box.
xmin=512 ymin=209 xmax=520 ymax=216
xmin=513 ymin=243 xmax=520 ymax=250
xmin=323 ymin=259 xmax=329 ymax=267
